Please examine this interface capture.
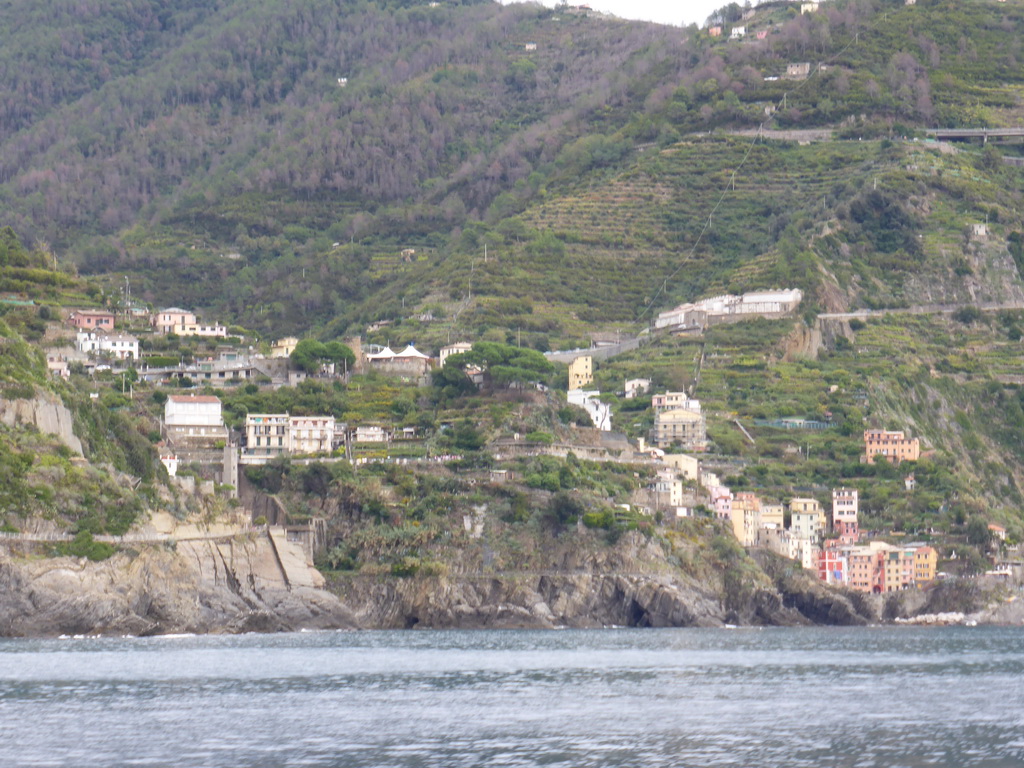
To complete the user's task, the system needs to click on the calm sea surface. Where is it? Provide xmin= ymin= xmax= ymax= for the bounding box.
xmin=1 ymin=626 xmax=1022 ymax=767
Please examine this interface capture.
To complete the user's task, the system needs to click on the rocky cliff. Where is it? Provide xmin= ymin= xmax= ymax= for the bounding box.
xmin=327 ymin=534 xmax=876 ymax=630
xmin=0 ymin=533 xmax=357 ymax=637
xmin=2 ymin=529 xmax=1012 ymax=636
xmin=0 ymin=393 xmax=83 ymax=455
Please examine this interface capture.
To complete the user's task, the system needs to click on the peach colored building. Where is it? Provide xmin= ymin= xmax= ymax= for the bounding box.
xmin=730 ymin=491 xmax=761 ymax=546
xmin=67 ymin=309 xmax=114 ymax=330
xmin=152 ymin=307 xmax=197 ymax=334
xmin=845 ymin=542 xmax=928 ymax=592
xmin=864 ymin=429 xmax=920 ymax=464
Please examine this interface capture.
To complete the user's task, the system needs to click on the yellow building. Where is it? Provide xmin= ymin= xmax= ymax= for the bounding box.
xmin=568 ymin=355 xmax=593 ymax=389
xmin=790 ymin=497 xmax=826 ymax=529
xmin=730 ymin=492 xmax=761 ymax=546
xmin=271 ymin=336 xmax=300 ymax=358
xmin=914 ymin=546 xmax=937 ymax=586
xmin=760 ymin=503 xmax=785 ymax=528
xmin=662 ymin=453 xmax=700 ymax=481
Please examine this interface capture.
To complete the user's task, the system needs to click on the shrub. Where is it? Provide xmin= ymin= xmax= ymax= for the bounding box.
xmin=56 ymin=531 xmax=116 ymax=562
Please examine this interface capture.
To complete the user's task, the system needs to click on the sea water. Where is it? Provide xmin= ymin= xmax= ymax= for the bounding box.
xmin=1 ymin=626 xmax=1022 ymax=767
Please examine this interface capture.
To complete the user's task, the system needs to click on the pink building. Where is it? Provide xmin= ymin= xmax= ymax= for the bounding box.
xmin=832 ymin=487 xmax=860 ymax=543
xmin=67 ymin=309 xmax=114 ymax=330
xmin=152 ymin=307 xmax=197 ymax=334
xmin=710 ymin=486 xmax=733 ymax=519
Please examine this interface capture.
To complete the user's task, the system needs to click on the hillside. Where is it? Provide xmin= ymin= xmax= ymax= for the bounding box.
xmin=2 ymin=0 xmax=1021 ymax=336
xmin=2 ymin=0 xmax=1024 ymax=635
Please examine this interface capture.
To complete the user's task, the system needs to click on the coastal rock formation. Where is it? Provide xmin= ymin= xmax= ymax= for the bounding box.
xmin=0 ymin=393 xmax=83 ymax=455
xmin=328 ymin=536 xmax=874 ymax=630
xmin=0 ymin=534 xmax=357 ymax=637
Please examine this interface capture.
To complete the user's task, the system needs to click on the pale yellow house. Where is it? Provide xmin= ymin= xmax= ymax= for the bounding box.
xmin=568 ymin=355 xmax=593 ymax=389
xmin=760 ymin=503 xmax=785 ymax=528
xmin=790 ymin=497 xmax=826 ymax=529
xmin=652 ymin=408 xmax=706 ymax=450
xmin=662 ymin=453 xmax=700 ymax=481
xmin=271 ymin=337 xmax=300 ymax=358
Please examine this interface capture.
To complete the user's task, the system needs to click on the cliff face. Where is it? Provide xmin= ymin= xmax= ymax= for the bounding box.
xmin=328 ymin=534 xmax=875 ymax=630
xmin=0 ymin=534 xmax=357 ymax=637
xmin=0 ymin=393 xmax=83 ymax=455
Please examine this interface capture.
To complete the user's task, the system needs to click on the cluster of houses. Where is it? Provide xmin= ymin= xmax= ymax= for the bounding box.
xmin=706 ymin=1 xmax=826 ymax=40
xmin=157 ymin=391 xmax=424 ymax=481
xmin=52 ymin=306 xmax=231 ymax=374
xmin=643 ymin=449 xmax=938 ymax=592
xmin=62 ymin=298 xmax=949 ymax=592
xmin=630 ymin=421 xmax=938 ymax=591
xmin=654 ymin=289 xmax=803 ymax=332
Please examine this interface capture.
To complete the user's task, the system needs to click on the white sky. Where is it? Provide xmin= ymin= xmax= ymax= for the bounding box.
xmin=499 ymin=1 xmax=727 ymax=27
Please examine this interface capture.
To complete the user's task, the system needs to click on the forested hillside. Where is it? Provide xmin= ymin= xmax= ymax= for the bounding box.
xmin=2 ymin=0 xmax=1022 ymax=337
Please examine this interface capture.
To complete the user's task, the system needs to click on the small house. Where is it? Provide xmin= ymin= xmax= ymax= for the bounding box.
xmin=152 ymin=307 xmax=196 ymax=334
xmin=440 ymin=342 xmax=473 ymax=367
xmin=786 ymin=62 xmax=811 ymax=80
xmin=67 ymin=309 xmax=115 ymax=331
xmin=708 ymin=26 xmax=722 ymax=37
xmin=730 ymin=26 xmax=746 ymax=39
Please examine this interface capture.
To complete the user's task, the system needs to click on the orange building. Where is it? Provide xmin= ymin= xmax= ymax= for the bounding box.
xmin=864 ymin=429 xmax=920 ymax=464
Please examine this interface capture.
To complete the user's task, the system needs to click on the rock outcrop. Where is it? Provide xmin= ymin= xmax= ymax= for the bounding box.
xmin=0 ymin=533 xmax=357 ymax=637
xmin=0 ymin=393 xmax=83 ymax=455
xmin=324 ymin=537 xmax=874 ymax=630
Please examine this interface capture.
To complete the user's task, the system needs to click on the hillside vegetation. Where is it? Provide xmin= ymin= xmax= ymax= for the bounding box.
xmin=2 ymin=0 xmax=1024 ymax=580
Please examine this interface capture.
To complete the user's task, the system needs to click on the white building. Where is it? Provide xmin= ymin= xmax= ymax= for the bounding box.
xmin=832 ymin=488 xmax=858 ymax=525
xmin=794 ymin=538 xmax=821 ymax=571
xmin=289 ymin=415 xmax=336 ymax=454
xmin=652 ymin=468 xmax=684 ymax=508
xmin=791 ymin=508 xmax=823 ymax=542
xmin=655 ymin=289 xmax=803 ymax=330
xmin=353 ymin=425 xmax=390 ymax=443
xmin=624 ymin=378 xmax=651 ymax=399
xmin=172 ymin=321 xmax=228 ymax=338
xmin=567 ymin=389 xmax=612 ymax=431
xmin=164 ymin=393 xmax=227 ymax=445
xmin=440 ymin=342 xmax=473 ymax=367
xmin=652 ymin=392 xmax=701 ymax=413
xmin=730 ymin=25 xmax=746 ymax=39
xmin=160 ymin=452 xmax=179 ymax=477
xmin=245 ymin=413 xmax=290 ymax=460
xmin=76 ymin=330 xmax=139 ymax=360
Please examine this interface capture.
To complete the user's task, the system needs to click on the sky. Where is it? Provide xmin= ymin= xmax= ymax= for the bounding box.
xmin=499 ymin=0 xmax=727 ymax=27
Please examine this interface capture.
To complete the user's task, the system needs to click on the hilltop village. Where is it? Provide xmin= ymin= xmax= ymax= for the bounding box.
xmin=33 ymin=283 xmax=1016 ymax=597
